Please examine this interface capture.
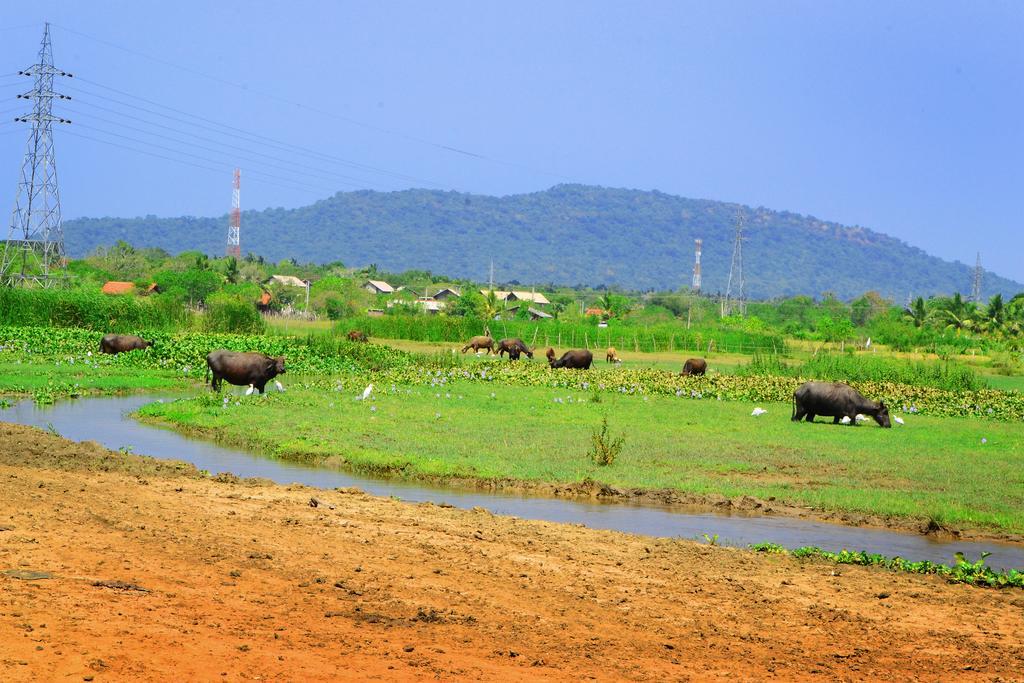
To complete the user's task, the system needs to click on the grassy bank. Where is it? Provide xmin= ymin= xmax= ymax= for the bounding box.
xmin=138 ymin=380 xmax=1024 ymax=535
xmin=0 ymin=361 xmax=183 ymax=402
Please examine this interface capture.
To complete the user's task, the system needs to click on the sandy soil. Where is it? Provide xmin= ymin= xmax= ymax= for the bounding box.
xmin=1 ymin=423 xmax=1022 ymax=682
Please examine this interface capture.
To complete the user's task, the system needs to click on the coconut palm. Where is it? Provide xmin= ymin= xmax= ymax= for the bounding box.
xmin=904 ymin=296 xmax=928 ymax=328
xmin=481 ymin=289 xmax=501 ymax=321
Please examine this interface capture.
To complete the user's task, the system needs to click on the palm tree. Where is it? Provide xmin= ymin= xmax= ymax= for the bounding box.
xmin=981 ymin=294 xmax=1006 ymax=333
xmin=934 ymin=292 xmax=976 ymax=335
xmin=224 ymin=256 xmax=239 ymax=284
xmin=904 ymin=296 xmax=928 ymax=328
xmin=481 ymin=289 xmax=501 ymax=322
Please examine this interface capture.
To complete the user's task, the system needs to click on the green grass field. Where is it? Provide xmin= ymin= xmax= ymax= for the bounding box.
xmin=138 ymin=378 xmax=1024 ymax=535
xmin=0 ymin=361 xmax=183 ymax=398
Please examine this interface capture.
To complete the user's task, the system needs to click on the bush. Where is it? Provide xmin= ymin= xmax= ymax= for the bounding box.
xmin=202 ymin=294 xmax=266 ymax=334
xmin=589 ymin=414 xmax=624 ymax=466
xmin=738 ymin=352 xmax=983 ymax=392
xmin=0 ymin=287 xmax=187 ymax=330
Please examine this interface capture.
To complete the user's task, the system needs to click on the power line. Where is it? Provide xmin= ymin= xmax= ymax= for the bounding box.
xmin=61 ymin=122 xmax=339 ymax=194
xmin=63 ymin=79 xmax=445 ymax=187
xmin=50 ymin=23 xmax=572 ymax=181
xmin=59 ymin=104 xmax=399 ymax=191
xmin=60 ymin=128 xmax=328 ymax=197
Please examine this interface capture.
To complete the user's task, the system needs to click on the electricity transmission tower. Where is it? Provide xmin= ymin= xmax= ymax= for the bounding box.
xmin=720 ymin=210 xmax=746 ymax=317
xmin=970 ymin=252 xmax=982 ymax=303
xmin=1 ymin=23 xmax=72 ymax=287
xmin=226 ymin=168 xmax=241 ymax=258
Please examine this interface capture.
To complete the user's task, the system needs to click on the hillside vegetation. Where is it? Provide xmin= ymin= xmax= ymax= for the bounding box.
xmin=63 ymin=185 xmax=1022 ymax=300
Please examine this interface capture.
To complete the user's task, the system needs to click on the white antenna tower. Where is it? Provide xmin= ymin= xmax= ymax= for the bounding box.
xmin=692 ymin=238 xmax=702 ymax=292
xmin=226 ymin=168 xmax=240 ymax=258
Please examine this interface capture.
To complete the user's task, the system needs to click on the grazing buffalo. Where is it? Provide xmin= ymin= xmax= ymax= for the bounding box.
xmin=680 ymin=358 xmax=707 ymax=376
xmin=606 ymin=347 xmax=621 ymax=363
xmin=792 ymin=381 xmax=891 ymax=428
xmin=99 ymin=334 xmax=154 ymax=355
xmin=462 ymin=335 xmax=495 ymax=354
xmin=497 ymin=338 xmax=533 ymax=360
xmin=547 ymin=347 xmax=593 ymax=370
xmin=347 ymin=330 xmax=369 ymax=343
xmin=206 ymin=349 xmax=286 ymax=394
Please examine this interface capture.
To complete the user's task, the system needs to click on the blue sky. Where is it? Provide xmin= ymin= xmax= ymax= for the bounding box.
xmin=1 ymin=1 xmax=1021 ymax=282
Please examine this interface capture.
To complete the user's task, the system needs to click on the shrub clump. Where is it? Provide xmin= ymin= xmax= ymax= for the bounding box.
xmin=589 ymin=414 xmax=624 ymax=466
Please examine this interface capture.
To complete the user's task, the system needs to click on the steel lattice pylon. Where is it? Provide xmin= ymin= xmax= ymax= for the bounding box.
xmin=1 ymin=23 xmax=72 ymax=287
xmin=970 ymin=252 xmax=983 ymax=303
xmin=721 ymin=210 xmax=746 ymax=317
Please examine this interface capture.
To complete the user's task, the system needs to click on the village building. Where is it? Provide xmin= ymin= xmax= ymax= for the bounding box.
xmin=479 ymin=289 xmax=550 ymax=307
xmin=431 ymin=287 xmax=461 ymax=301
xmin=100 ymin=281 xmax=160 ymax=296
xmin=505 ymin=305 xmax=553 ymax=320
xmin=268 ymin=274 xmax=309 ymax=288
xmin=364 ymin=279 xmax=395 ymax=295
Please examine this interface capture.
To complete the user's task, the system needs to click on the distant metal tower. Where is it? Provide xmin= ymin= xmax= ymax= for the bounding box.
xmin=721 ymin=211 xmax=746 ymax=317
xmin=1 ymin=23 xmax=72 ymax=287
xmin=226 ymin=168 xmax=241 ymax=258
xmin=692 ymin=238 xmax=702 ymax=292
xmin=970 ymin=252 xmax=982 ymax=302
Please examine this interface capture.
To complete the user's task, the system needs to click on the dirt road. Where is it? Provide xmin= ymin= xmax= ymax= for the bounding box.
xmin=1 ymin=423 xmax=1022 ymax=681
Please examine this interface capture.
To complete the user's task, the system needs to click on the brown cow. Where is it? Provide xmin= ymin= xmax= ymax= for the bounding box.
xmin=497 ymin=338 xmax=533 ymax=360
xmin=680 ymin=358 xmax=707 ymax=376
xmin=347 ymin=330 xmax=369 ymax=343
xmin=548 ymin=347 xmax=594 ymax=369
xmin=606 ymin=347 xmax=621 ymax=363
xmin=462 ymin=335 xmax=495 ymax=354
xmin=99 ymin=334 xmax=154 ymax=355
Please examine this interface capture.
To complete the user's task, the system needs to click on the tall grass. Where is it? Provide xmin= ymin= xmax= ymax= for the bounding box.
xmin=0 ymin=287 xmax=187 ymax=331
xmin=334 ymin=314 xmax=786 ymax=355
xmin=738 ymin=352 xmax=984 ymax=392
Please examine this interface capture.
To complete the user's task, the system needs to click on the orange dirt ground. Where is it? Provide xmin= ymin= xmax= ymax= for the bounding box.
xmin=1 ymin=423 xmax=1022 ymax=682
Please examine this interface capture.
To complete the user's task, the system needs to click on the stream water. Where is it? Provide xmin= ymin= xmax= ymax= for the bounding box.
xmin=3 ymin=394 xmax=1022 ymax=570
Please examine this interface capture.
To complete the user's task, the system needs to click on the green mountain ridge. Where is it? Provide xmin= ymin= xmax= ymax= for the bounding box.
xmin=63 ymin=184 xmax=1020 ymax=300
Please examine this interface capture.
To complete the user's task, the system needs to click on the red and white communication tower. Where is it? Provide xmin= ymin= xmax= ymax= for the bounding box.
xmin=226 ymin=168 xmax=241 ymax=258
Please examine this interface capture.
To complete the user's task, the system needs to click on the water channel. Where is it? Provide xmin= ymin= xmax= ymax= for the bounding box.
xmin=3 ymin=394 xmax=1022 ymax=570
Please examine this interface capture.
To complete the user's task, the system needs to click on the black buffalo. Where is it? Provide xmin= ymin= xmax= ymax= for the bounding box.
xmin=680 ymin=358 xmax=707 ymax=376
xmin=497 ymin=338 xmax=533 ymax=360
xmin=792 ymin=381 xmax=891 ymax=428
xmin=206 ymin=349 xmax=286 ymax=394
xmin=99 ymin=334 xmax=154 ymax=355
xmin=547 ymin=347 xmax=593 ymax=369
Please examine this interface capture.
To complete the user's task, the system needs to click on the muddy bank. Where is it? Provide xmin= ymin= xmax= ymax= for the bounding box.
xmin=1 ymin=422 xmax=1023 ymax=681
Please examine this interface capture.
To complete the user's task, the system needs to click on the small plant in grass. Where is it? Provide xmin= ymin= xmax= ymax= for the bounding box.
xmin=589 ymin=414 xmax=624 ymax=466
xmin=703 ymin=533 xmax=719 ymax=546
xmin=750 ymin=544 xmax=1023 ymax=588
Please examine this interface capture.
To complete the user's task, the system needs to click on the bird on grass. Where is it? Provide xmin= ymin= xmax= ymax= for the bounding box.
xmin=840 ymin=416 xmax=852 ymax=424
xmin=751 ymin=407 xmax=767 ymax=416
xmin=356 ymin=383 xmax=374 ymax=401
xmin=894 ymin=416 xmax=905 ymax=425
xmin=245 ymin=384 xmax=255 ymax=396
xmin=855 ymin=414 xmax=867 ymax=423
xmin=274 ymin=380 xmax=285 ymax=392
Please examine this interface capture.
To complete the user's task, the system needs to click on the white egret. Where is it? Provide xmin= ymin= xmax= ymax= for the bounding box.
xmin=751 ymin=407 xmax=767 ymax=416
xmin=245 ymin=384 xmax=255 ymax=396
xmin=274 ymin=380 xmax=285 ymax=392
xmin=357 ymin=383 xmax=374 ymax=401
xmin=840 ymin=415 xmax=852 ymax=424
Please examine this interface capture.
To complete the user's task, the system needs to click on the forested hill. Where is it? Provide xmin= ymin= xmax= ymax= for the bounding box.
xmin=64 ymin=184 xmax=1020 ymax=300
